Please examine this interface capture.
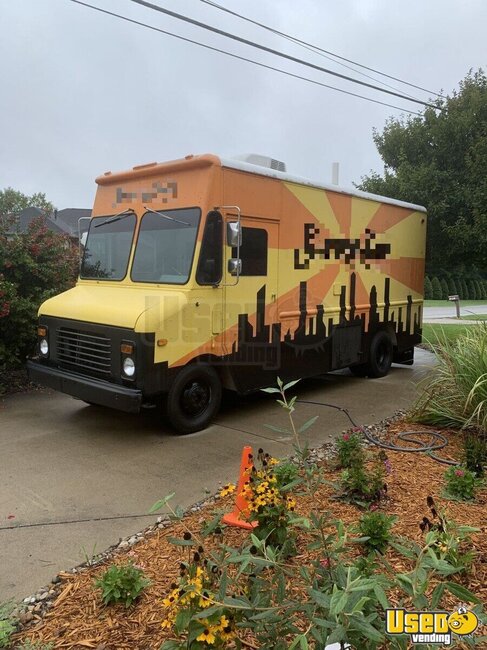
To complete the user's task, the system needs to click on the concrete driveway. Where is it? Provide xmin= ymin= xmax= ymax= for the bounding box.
xmin=0 ymin=349 xmax=435 ymax=602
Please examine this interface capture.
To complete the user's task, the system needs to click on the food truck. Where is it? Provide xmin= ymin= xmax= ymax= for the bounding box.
xmin=27 ymin=153 xmax=427 ymax=433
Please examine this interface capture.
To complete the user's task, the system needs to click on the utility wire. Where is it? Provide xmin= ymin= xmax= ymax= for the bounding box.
xmin=198 ymin=0 xmax=443 ymax=99
xmin=67 ymin=0 xmax=422 ymax=116
xmin=128 ymin=0 xmax=439 ymax=110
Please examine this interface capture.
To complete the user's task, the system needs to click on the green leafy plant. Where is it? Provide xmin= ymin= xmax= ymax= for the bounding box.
xmin=357 ymin=511 xmax=396 ymax=553
xmin=462 ymin=431 xmax=487 ymax=476
xmin=94 ymin=562 xmax=150 ymax=607
xmin=338 ymin=457 xmax=387 ymax=506
xmin=420 ymin=496 xmax=477 ymax=572
xmin=443 ymin=465 xmax=479 ymax=500
xmin=0 ymin=601 xmax=17 ymax=649
xmin=336 ymin=429 xmax=364 ymax=468
xmin=262 ymin=377 xmax=318 ymax=456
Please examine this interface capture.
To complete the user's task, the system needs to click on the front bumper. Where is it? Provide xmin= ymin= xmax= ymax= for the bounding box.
xmin=27 ymin=360 xmax=143 ymax=413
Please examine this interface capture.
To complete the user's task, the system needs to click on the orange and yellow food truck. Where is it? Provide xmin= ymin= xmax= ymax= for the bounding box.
xmin=28 ymin=154 xmax=427 ymax=433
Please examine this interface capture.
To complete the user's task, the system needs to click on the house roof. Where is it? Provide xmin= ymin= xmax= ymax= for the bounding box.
xmin=0 ymin=207 xmax=92 ymax=238
xmin=55 ymin=208 xmax=92 ymax=235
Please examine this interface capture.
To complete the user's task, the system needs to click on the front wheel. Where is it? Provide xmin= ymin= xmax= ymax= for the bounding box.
xmin=166 ymin=365 xmax=222 ymax=434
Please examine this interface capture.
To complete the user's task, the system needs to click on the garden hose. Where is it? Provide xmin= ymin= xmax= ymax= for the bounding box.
xmin=296 ymin=400 xmax=458 ymax=465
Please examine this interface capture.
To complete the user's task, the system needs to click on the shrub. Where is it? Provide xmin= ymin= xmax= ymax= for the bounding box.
xmin=447 ymin=276 xmax=458 ymax=297
xmin=440 ymin=277 xmax=449 ymax=300
xmin=413 ymin=323 xmax=487 ymax=432
xmin=462 ymin=432 xmax=487 ymax=476
xmin=336 ymin=430 xmax=364 ymax=468
xmin=424 ymin=275 xmax=433 ymax=299
xmin=443 ymin=466 xmax=478 ymax=500
xmin=431 ymin=276 xmax=443 ymax=300
xmin=94 ymin=562 xmax=150 ymax=607
xmin=0 ymin=216 xmax=78 ymax=373
xmin=338 ymin=457 xmax=386 ymax=505
xmin=358 ymin=511 xmax=396 ymax=553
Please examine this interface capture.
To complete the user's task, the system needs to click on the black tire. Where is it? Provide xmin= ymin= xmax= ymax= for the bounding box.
xmin=167 ymin=365 xmax=222 ymax=434
xmin=367 ymin=330 xmax=393 ymax=378
xmin=349 ymin=331 xmax=393 ymax=378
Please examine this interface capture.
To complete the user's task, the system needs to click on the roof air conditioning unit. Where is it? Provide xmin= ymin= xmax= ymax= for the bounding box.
xmin=233 ymin=153 xmax=286 ymax=172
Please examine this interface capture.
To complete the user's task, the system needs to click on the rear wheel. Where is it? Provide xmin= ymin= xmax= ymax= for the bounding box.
xmin=368 ymin=331 xmax=393 ymax=378
xmin=167 ymin=365 xmax=222 ymax=434
xmin=349 ymin=331 xmax=393 ymax=379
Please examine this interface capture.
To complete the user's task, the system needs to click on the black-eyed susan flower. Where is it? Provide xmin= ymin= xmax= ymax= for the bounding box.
xmin=196 ymin=627 xmax=216 ymax=644
xmin=219 ymin=483 xmax=236 ymax=497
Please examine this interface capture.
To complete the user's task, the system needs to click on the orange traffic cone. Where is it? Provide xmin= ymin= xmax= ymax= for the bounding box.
xmin=222 ymin=445 xmax=258 ymax=530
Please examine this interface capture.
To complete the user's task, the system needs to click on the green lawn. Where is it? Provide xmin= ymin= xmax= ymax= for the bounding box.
xmin=459 ymin=313 xmax=487 ymax=321
xmin=423 ymin=299 xmax=487 ymax=308
xmin=421 ymin=322 xmax=481 ymax=345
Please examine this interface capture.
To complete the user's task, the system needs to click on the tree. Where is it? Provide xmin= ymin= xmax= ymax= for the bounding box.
xmin=0 ymin=187 xmax=55 ymax=215
xmin=424 ymin=276 xmax=433 ymax=299
xmin=459 ymin=279 xmax=469 ymax=300
xmin=0 ymin=217 xmax=78 ymax=371
xmin=357 ymin=69 xmax=487 ymax=277
xmin=431 ymin=276 xmax=443 ymax=300
xmin=447 ymin=276 xmax=458 ymax=297
xmin=440 ymin=278 xmax=449 ymax=300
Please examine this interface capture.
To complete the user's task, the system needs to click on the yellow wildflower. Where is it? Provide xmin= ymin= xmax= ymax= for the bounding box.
xmin=219 ymin=483 xmax=236 ymax=497
xmin=196 ymin=627 xmax=216 ymax=644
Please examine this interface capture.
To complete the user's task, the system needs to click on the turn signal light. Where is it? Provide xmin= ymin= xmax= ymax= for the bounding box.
xmin=157 ymin=339 xmax=168 ymax=347
xmin=121 ymin=343 xmax=134 ymax=355
xmin=38 ymin=326 xmax=47 ymax=337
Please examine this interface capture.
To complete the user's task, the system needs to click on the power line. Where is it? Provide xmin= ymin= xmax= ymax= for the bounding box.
xmin=198 ymin=0 xmax=443 ymax=99
xmin=128 ymin=0 xmax=440 ymax=110
xmin=67 ymin=0 xmax=422 ymax=115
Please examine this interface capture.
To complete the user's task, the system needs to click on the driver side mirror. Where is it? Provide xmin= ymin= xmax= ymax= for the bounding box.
xmin=226 ymin=222 xmax=242 ymax=247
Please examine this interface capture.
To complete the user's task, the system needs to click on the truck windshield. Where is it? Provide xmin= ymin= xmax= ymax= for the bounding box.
xmin=80 ymin=212 xmax=137 ymax=280
xmin=131 ymin=208 xmax=201 ymax=284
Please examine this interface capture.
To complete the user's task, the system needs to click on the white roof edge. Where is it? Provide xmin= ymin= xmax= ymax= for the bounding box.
xmin=219 ymin=157 xmax=427 ymax=213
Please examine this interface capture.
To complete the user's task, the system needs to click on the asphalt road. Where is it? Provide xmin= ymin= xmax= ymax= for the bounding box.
xmin=0 ymin=349 xmax=435 ymax=602
xmin=423 ymin=303 xmax=487 ymax=321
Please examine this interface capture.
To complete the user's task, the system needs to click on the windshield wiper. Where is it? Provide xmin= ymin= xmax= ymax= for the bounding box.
xmin=144 ymin=205 xmax=191 ymax=226
xmin=94 ymin=208 xmax=135 ymax=228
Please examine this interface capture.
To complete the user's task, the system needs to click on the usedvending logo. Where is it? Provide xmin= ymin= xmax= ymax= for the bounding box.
xmin=385 ymin=606 xmax=479 ymax=645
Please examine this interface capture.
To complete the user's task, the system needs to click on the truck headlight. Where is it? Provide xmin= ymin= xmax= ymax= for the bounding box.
xmin=38 ymin=325 xmax=49 ymax=357
xmin=122 ymin=357 xmax=135 ymax=377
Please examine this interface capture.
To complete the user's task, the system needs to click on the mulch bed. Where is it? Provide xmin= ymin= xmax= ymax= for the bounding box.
xmin=11 ymin=420 xmax=487 ymax=649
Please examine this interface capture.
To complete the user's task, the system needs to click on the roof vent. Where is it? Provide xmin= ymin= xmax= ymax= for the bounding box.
xmin=233 ymin=153 xmax=286 ymax=172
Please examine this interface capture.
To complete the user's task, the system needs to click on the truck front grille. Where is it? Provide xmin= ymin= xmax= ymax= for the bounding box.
xmin=57 ymin=327 xmax=112 ymax=376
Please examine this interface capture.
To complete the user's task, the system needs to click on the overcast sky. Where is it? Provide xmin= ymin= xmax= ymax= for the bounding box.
xmin=1 ymin=0 xmax=486 ymax=209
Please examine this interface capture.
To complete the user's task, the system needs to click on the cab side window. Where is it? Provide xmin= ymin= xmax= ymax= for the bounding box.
xmin=196 ymin=211 xmax=223 ymax=285
xmin=232 ymin=227 xmax=268 ymax=276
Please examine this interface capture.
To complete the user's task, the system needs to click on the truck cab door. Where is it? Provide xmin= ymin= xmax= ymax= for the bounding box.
xmin=221 ymin=212 xmax=279 ymax=389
